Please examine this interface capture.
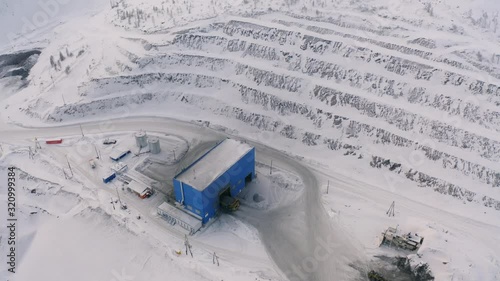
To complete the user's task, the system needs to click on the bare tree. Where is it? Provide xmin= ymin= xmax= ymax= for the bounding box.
xmin=424 ymin=3 xmax=434 ymax=17
xmin=49 ymin=55 xmax=56 ymax=69
xmin=477 ymin=51 xmax=484 ymax=62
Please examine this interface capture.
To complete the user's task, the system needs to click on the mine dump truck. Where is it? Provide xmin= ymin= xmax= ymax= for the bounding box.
xmin=220 ymin=196 xmax=240 ymax=211
xmin=381 ymin=226 xmax=424 ymax=251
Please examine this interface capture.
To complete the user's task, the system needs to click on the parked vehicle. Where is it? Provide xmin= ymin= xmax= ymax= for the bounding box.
xmin=220 ymin=196 xmax=240 ymax=211
xmin=103 ymin=139 xmax=117 ymax=145
xmin=46 ymin=139 xmax=63 ymax=144
xmin=142 ymin=189 xmax=153 ymax=199
xmin=381 ymin=226 xmax=424 ymax=251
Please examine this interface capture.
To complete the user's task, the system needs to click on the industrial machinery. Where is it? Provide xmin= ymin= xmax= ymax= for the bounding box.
xmin=220 ymin=195 xmax=240 ymax=211
xmin=368 ymin=270 xmax=387 ymax=281
xmin=380 ymin=226 xmax=424 ymax=251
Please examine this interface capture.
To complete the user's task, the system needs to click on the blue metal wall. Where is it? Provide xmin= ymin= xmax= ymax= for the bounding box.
xmin=172 ymin=180 xmax=204 ymax=219
xmin=173 ymin=146 xmax=255 ymax=224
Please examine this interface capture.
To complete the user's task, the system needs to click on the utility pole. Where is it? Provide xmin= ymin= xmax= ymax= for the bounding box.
xmin=65 ymin=155 xmax=74 ymax=177
xmin=79 ymin=124 xmax=85 ymax=138
xmin=34 ymin=137 xmax=41 ymax=151
xmin=173 ymin=149 xmax=176 ymax=161
xmin=327 ymin=180 xmax=329 ymax=194
xmin=184 ymin=235 xmax=193 ymax=257
xmin=110 ymin=196 xmax=116 ymax=210
xmin=28 ymin=147 xmax=34 ymax=160
xmin=116 ymin=186 xmax=121 ymax=206
xmin=270 ymin=160 xmax=273 ymax=175
xmin=386 ymin=201 xmax=395 ymax=217
xmin=213 ymin=252 xmax=219 ymax=266
xmin=115 ymin=185 xmax=126 ymax=210
xmin=61 ymin=93 xmax=66 ymax=105
xmin=94 ymin=144 xmax=100 ymax=160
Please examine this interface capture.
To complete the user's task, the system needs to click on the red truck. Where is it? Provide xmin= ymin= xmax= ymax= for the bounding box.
xmin=45 ymin=139 xmax=63 ymax=144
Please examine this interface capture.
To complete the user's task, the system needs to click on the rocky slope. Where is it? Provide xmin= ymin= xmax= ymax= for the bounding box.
xmin=5 ymin=0 xmax=500 ymax=213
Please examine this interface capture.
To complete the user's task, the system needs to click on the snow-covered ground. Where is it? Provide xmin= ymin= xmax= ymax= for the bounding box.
xmin=0 ymin=127 xmax=287 ymax=281
xmin=1 ymin=0 xmax=500 ymax=280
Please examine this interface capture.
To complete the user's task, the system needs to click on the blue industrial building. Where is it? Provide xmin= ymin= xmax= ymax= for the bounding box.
xmin=173 ymin=139 xmax=255 ymax=224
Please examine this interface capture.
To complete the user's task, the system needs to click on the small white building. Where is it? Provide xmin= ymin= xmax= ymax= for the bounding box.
xmin=109 ymin=148 xmax=131 ymax=162
xmin=125 ymin=180 xmax=152 ymax=199
xmin=112 ymin=162 xmax=128 ymax=174
xmin=157 ymin=202 xmax=202 ymax=235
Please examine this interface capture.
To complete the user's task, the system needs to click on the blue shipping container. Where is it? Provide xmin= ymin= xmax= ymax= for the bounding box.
xmin=103 ymin=172 xmax=116 ymax=183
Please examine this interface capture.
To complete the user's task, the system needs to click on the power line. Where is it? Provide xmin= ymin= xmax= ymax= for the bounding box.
xmin=34 ymin=137 xmax=41 ymax=152
xmin=28 ymin=147 xmax=34 ymax=160
xmin=94 ymin=144 xmax=100 ymax=160
xmin=79 ymin=124 xmax=85 ymax=138
xmin=213 ymin=252 xmax=219 ymax=266
xmin=184 ymin=235 xmax=193 ymax=257
xmin=386 ymin=201 xmax=395 ymax=217
xmin=115 ymin=184 xmax=127 ymax=210
xmin=65 ymin=154 xmax=74 ymax=177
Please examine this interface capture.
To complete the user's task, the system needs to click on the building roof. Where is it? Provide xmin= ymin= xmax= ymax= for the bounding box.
xmin=109 ymin=148 xmax=130 ymax=160
xmin=126 ymin=180 xmax=150 ymax=195
xmin=175 ymin=139 xmax=253 ymax=191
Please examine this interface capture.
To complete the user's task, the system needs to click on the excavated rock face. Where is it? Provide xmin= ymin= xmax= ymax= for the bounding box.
xmin=15 ymin=6 xmax=500 ymax=213
xmin=41 ymin=14 xmax=500 ymax=210
xmin=0 ymin=49 xmax=40 ymax=80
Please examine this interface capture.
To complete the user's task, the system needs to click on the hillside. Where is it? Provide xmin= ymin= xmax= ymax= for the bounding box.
xmin=1 ymin=0 xmax=500 ymax=280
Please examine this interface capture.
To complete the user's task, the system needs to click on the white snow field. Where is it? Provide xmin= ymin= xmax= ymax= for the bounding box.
xmin=1 ymin=0 xmax=500 ymax=280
